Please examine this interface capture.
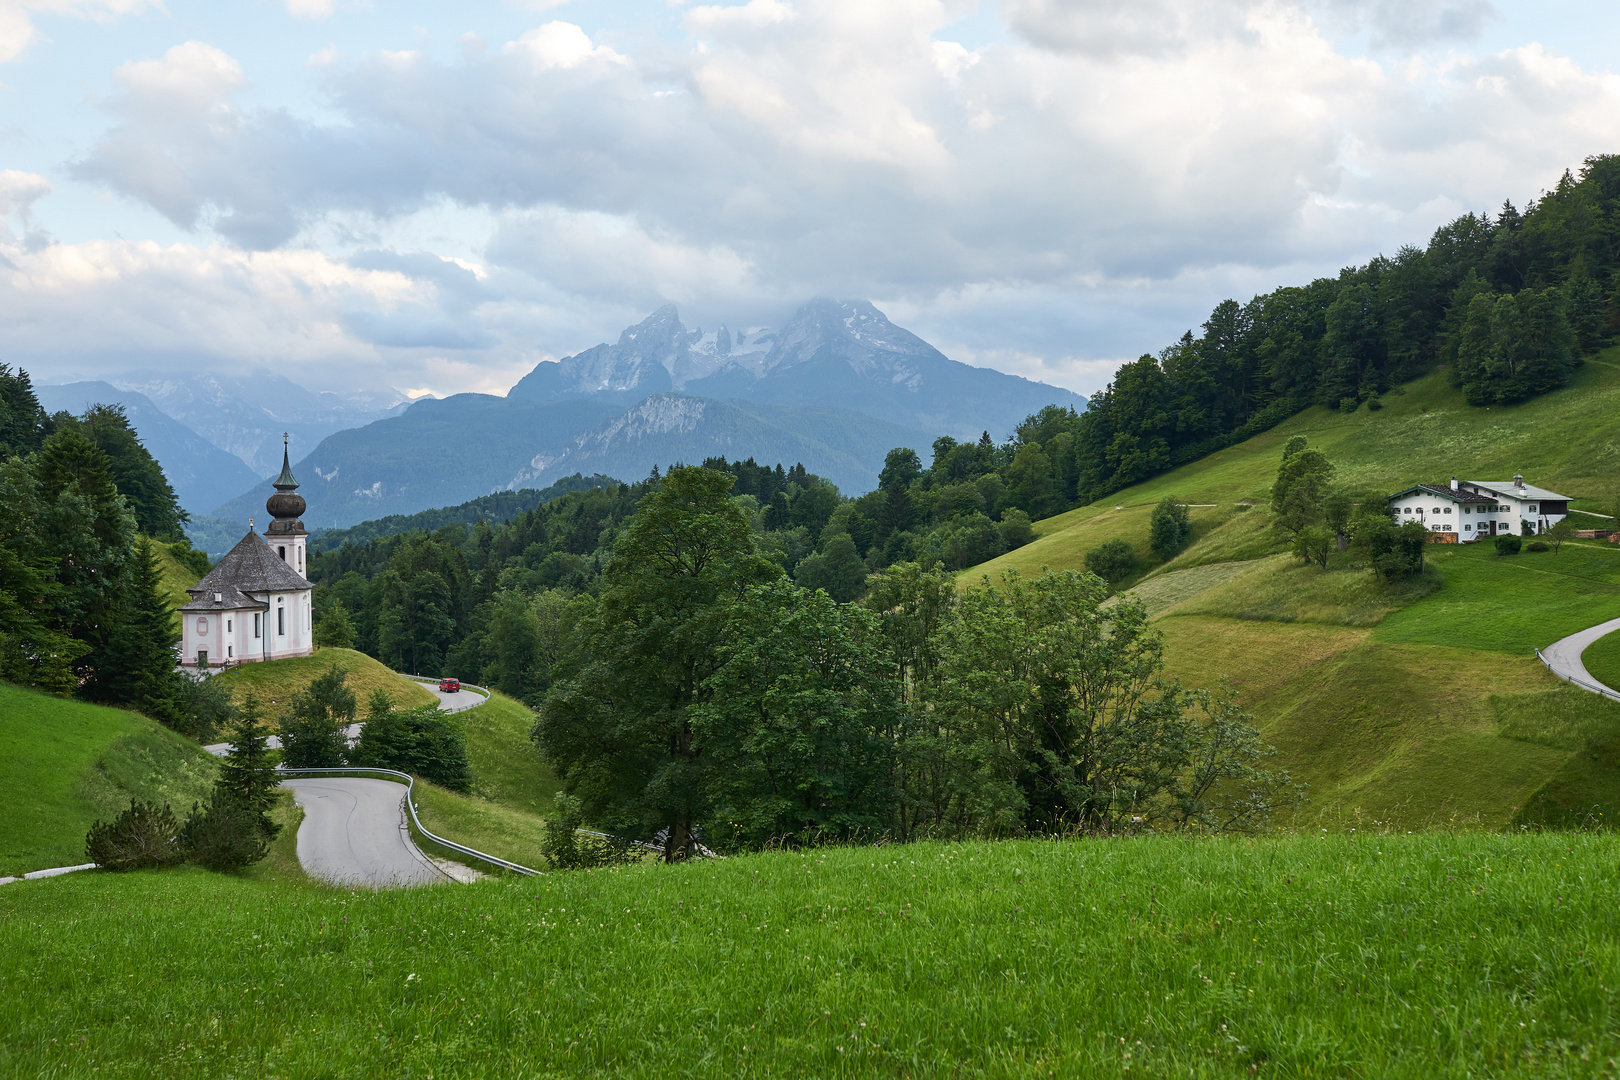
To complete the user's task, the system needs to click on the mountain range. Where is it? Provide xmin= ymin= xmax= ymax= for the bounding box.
xmin=42 ymin=299 xmax=1086 ymax=544
xmin=35 ymin=382 xmax=266 ymax=516
xmin=510 ymin=298 xmax=1085 ymax=440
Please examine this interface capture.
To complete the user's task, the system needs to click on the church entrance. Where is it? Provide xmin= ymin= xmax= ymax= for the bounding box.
xmin=197 ymin=649 xmax=208 ymax=669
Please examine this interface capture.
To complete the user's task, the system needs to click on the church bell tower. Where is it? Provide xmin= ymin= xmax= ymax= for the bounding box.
xmin=264 ymin=433 xmax=309 ymax=579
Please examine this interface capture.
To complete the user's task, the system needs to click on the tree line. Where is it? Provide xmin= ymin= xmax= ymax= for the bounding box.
xmin=1076 ymin=154 xmax=1620 ymax=502
xmin=530 ymin=467 xmax=1303 ymax=861
xmin=0 ymin=365 xmax=222 ymax=736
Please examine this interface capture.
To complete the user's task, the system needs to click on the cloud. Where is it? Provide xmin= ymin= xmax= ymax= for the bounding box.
xmin=284 ymin=0 xmax=333 ymax=18
xmin=44 ymin=0 xmax=1620 ymax=397
xmin=0 ymin=0 xmax=160 ymax=64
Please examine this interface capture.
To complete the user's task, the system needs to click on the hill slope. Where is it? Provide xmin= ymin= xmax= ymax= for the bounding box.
xmin=964 ymin=355 xmax=1620 ymax=830
xmin=0 ymin=684 xmax=218 ymax=876
xmin=210 ymin=648 xmax=437 ymax=716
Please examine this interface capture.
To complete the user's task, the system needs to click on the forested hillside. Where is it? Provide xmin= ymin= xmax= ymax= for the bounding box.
xmin=1074 ymin=154 xmax=1620 ymax=500
xmin=0 ymin=366 xmax=221 ymax=737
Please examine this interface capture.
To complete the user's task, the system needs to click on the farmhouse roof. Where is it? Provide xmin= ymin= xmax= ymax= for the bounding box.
xmin=181 ymin=529 xmax=311 ymax=609
xmin=1387 ymin=483 xmax=1494 ymax=505
xmin=1467 ymin=480 xmax=1571 ymax=502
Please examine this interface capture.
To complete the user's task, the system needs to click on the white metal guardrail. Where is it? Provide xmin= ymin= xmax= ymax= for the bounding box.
xmin=278 ymin=766 xmax=541 ymax=876
xmin=1534 ymin=648 xmax=1620 ymax=704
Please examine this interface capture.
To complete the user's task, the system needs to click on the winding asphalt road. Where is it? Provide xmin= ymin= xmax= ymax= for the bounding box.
xmin=1539 ymin=616 xmax=1620 ymax=702
xmin=201 ymin=676 xmax=491 ymax=887
xmin=282 ymin=776 xmax=446 ymax=888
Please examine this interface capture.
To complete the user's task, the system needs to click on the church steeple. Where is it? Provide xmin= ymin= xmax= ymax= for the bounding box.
xmin=273 ymin=433 xmax=299 ymax=491
xmin=265 ymin=433 xmax=306 ymax=538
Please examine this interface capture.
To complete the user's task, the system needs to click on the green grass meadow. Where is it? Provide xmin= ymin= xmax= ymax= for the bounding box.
xmin=1 ymin=831 xmax=1616 ymax=1078
xmin=0 ymin=683 xmax=218 ymax=876
xmin=946 ymin=355 xmax=1620 ymax=832
xmin=211 ymin=648 xmax=437 ymax=718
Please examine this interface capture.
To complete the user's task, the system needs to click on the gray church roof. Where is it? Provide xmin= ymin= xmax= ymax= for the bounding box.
xmin=180 ymin=530 xmax=311 ymax=613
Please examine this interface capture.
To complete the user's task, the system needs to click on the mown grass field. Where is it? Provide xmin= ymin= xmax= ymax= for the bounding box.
xmin=1 ymin=831 xmax=1614 ymax=1078
xmin=0 ymin=683 xmax=217 ymax=876
xmin=957 ymin=355 xmax=1620 ymax=832
xmin=211 ymin=648 xmax=436 ymax=718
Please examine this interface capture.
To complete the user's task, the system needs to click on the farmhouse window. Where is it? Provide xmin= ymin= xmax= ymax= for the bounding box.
xmin=1465 ymin=524 xmax=1472 ymax=531
xmin=1444 ymin=507 xmax=1451 ymax=514
xmin=1528 ymin=504 xmax=1538 ymax=513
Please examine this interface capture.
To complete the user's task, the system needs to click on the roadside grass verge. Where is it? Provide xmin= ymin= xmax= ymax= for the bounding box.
xmin=1580 ymin=627 xmax=1620 ymax=692
xmin=459 ymin=692 xmax=560 ymax=817
xmin=1 ymin=831 xmax=1615 ymax=1078
xmin=211 ymin=648 xmax=436 ymax=718
xmin=243 ymin=790 xmax=310 ymax=886
xmin=411 ymin=781 xmax=552 ymax=872
xmin=0 ymin=683 xmax=217 ymax=876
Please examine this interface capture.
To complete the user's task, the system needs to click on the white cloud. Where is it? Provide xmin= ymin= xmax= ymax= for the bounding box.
xmin=284 ymin=0 xmax=333 ymax=20
xmin=41 ymin=0 xmax=1620 ymax=395
xmin=0 ymin=0 xmax=160 ymax=63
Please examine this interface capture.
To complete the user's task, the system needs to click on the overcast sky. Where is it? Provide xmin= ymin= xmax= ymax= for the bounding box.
xmin=5 ymin=0 xmax=1619 ymax=401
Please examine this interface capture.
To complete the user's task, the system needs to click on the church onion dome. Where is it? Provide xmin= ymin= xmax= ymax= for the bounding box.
xmin=265 ymin=434 xmax=306 ymax=535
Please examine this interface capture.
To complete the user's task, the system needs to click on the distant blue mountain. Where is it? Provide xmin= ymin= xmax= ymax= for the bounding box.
xmin=509 ymin=298 xmax=1085 ymax=441
xmin=36 ymin=382 xmax=265 ymax=517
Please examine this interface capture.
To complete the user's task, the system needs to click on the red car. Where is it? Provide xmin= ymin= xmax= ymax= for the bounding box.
xmin=438 ymin=677 xmax=460 ymax=693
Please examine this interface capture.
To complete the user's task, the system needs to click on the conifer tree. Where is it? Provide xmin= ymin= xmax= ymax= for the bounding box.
xmin=217 ymin=692 xmax=281 ymax=830
xmin=314 ymin=600 xmax=356 ymax=649
xmin=84 ymin=537 xmax=182 ymax=724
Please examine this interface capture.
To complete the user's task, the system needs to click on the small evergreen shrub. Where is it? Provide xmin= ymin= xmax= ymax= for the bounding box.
xmin=1495 ymin=535 xmax=1523 ymax=556
xmin=1366 ymin=398 xmax=1383 ymax=411
xmin=1084 ymin=539 xmax=1138 ymax=584
xmin=85 ymin=801 xmax=184 ymax=871
xmin=1527 ymin=540 xmax=1550 ymax=552
xmin=1339 ymin=397 xmax=1359 ymax=413
xmin=181 ymin=796 xmax=271 ymax=872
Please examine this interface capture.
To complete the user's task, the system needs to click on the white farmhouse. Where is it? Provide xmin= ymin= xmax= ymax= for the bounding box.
xmin=1387 ymin=474 xmax=1571 ymax=544
xmin=178 ymin=438 xmax=314 ymax=668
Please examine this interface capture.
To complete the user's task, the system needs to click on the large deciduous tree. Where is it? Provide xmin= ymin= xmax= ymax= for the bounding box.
xmin=534 ymin=466 xmax=780 ymax=861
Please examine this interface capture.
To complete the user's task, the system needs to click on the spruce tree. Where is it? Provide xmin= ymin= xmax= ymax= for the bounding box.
xmin=217 ymin=692 xmax=281 ymax=826
xmin=85 ymin=537 xmax=182 ymax=724
xmin=314 ymin=600 xmax=356 ymax=649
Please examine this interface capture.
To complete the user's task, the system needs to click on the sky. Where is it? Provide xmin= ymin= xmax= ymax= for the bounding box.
xmin=4 ymin=0 xmax=1620 ymax=402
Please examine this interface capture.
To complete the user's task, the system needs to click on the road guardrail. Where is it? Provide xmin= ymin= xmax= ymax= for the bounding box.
xmin=1534 ymin=648 xmax=1620 ymax=703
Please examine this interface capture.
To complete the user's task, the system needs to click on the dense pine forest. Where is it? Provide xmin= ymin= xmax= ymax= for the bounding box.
xmin=0 ymin=366 xmax=224 ymax=734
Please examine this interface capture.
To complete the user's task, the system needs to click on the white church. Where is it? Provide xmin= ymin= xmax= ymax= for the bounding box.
xmin=179 ymin=438 xmax=314 ymax=668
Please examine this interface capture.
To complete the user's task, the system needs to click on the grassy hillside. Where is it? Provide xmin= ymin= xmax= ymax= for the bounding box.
xmin=210 ymin=647 xmax=436 ymax=717
xmin=1 ymin=831 xmax=1613 ymax=1077
xmin=0 ymin=684 xmax=218 ymax=876
xmin=152 ymin=542 xmax=203 ymax=632
xmin=411 ymin=690 xmax=561 ymax=869
xmin=960 ymin=355 xmax=1620 ymax=831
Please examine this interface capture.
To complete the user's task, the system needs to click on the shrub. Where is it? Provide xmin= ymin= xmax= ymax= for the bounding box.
xmin=1339 ymin=397 xmax=1358 ymax=413
xmin=997 ymin=509 xmax=1035 ymax=550
xmin=180 ymin=795 xmax=271 ymax=872
xmin=1527 ymin=540 xmax=1550 ymax=552
xmin=539 ymin=794 xmax=641 ymax=871
xmin=1149 ymin=497 xmax=1192 ymax=560
xmin=1084 ymin=539 xmax=1137 ymax=584
xmin=351 ymin=699 xmax=473 ymax=792
xmin=1495 ymin=535 xmax=1523 ymax=556
xmin=85 ymin=801 xmax=184 ymax=871
xmin=170 ymin=672 xmax=237 ymax=744
xmin=1366 ymin=397 xmax=1383 ymax=411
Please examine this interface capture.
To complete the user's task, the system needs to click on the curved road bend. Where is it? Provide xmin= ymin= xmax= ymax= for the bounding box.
xmin=282 ymin=776 xmax=447 ymax=889
xmin=1540 ymin=615 xmax=1620 ymax=701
